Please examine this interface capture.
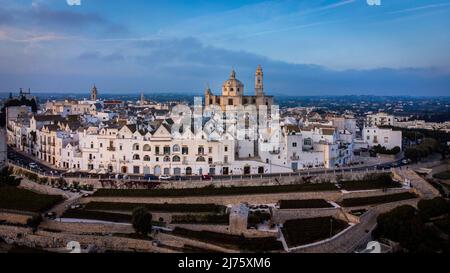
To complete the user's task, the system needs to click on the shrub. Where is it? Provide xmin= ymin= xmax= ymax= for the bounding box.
xmin=171 ymin=214 xmax=229 ymax=225
xmin=132 ymin=207 xmax=153 ymax=235
xmin=27 ymin=214 xmax=43 ymax=230
xmin=0 ymin=167 xmax=22 ymax=187
xmin=417 ymin=197 xmax=450 ymax=220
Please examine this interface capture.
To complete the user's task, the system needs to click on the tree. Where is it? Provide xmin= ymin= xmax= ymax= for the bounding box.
xmin=373 ymin=205 xmax=424 ymax=251
xmin=418 ymin=197 xmax=450 ymax=221
xmin=0 ymin=167 xmax=22 ymax=187
xmin=27 ymin=214 xmax=43 ymax=233
xmin=131 ymin=207 xmax=152 ymax=235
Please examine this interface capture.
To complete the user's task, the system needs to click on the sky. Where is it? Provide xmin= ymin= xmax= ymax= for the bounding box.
xmin=0 ymin=0 xmax=449 ymax=96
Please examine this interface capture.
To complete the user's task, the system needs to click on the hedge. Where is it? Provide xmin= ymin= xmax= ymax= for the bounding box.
xmin=62 ymin=209 xmax=131 ymax=223
xmin=279 ymin=199 xmax=333 ymax=209
xmin=93 ymin=183 xmax=338 ymax=197
xmin=171 ymin=214 xmax=229 ymax=225
xmin=339 ymin=192 xmax=417 ymax=207
xmin=170 ymin=227 xmax=283 ymax=252
xmin=84 ymin=202 xmax=226 ymax=213
xmin=281 ymin=217 xmax=349 ymax=248
xmin=338 ymin=174 xmax=401 ymax=191
xmin=0 ymin=187 xmax=63 ymax=213
xmin=433 ymin=171 xmax=450 ymax=180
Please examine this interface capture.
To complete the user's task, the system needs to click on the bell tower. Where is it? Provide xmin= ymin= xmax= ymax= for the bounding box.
xmin=90 ymin=84 xmax=98 ymax=101
xmin=255 ymin=65 xmax=264 ymax=96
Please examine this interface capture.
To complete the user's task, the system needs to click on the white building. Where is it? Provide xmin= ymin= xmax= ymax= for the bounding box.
xmin=366 ymin=112 xmax=394 ymax=127
xmin=362 ymin=127 xmax=402 ymax=150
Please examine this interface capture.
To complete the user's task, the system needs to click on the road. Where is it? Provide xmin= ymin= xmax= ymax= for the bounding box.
xmin=7 ymin=146 xmax=412 ymax=182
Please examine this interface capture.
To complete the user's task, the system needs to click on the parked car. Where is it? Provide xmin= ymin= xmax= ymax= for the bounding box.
xmin=158 ymin=174 xmax=172 ymax=180
xmin=69 ymin=204 xmax=83 ymax=209
xmin=201 ymin=174 xmax=212 ymax=181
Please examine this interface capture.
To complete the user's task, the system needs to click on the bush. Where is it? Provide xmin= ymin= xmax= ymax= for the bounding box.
xmin=27 ymin=214 xmax=43 ymax=230
xmin=418 ymin=197 xmax=450 ymax=220
xmin=132 ymin=207 xmax=152 ymax=235
xmin=0 ymin=167 xmax=22 ymax=187
xmin=372 ymin=145 xmax=401 ymax=155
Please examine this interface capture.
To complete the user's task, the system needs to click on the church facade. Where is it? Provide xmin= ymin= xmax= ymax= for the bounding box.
xmin=204 ymin=65 xmax=274 ymax=111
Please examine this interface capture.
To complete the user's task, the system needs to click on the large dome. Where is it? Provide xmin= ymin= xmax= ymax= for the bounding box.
xmin=222 ymin=69 xmax=244 ymax=96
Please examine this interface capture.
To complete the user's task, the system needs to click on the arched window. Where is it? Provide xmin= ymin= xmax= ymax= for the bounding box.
xmin=196 ymin=156 xmax=205 ymax=162
xmin=198 ymin=146 xmax=204 ymax=155
xmin=163 ymin=156 xmax=171 ymax=162
xmin=143 ymin=144 xmax=151 ymax=151
xmin=133 ymin=154 xmax=140 ymax=160
xmin=133 ymin=143 xmax=140 ymax=151
xmin=172 ymin=144 xmax=180 ymax=153
xmin=185 ymin=167 xmax=192 ymax=175
xmin=172 ymin=155 xmax=181 ymax=162
xmin=143 ymin=155 xmax=150 ymax=161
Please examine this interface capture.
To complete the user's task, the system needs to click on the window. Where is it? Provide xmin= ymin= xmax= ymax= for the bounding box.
xmin=143 ymin=144 xmax=151 ymax=151
xmin=100 ymin=143 xmax=103 ymax=148
xmin=196 ymin=156 xmax=206 ymax=162
xmin=133 ymin=143 xmax=140 ymax=151
xmin=208 ymin=157 xmax=213 ymax=164
xmin=163 ymin=146 xmax=170 ymax=154
xmin=173 ymin=144 xmax=180 ymax=152
xmin=155 ymin=146 xmax=160 ymax=155
xmin=182 ymin=146 xmax=189 ymax=155
xmin=198 ymin=146 xmax=204 ymax=154
xmin=228 ymin=99 xmax=233 ymax=105
xmin=163 ymin=156 xmax=170 ymax=162
xmin=224 ymin=146 xmax=228 ymax=152
xmin=133 ymin=166 xmax=140 ymax=174
xmin=292 ymin=142 xmax=297 ymax=147
xmin=173 ymin=155 xmax=181 ymax=162
xmin=133 ymin=154 xmax=140 ymax=160
xmin=144 ymin=155 xmax=150 ymax=161
xmin=208 ymin=147 xmax=213 ymax=153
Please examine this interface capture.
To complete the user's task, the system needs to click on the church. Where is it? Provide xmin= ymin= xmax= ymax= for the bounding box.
xmin=204 ymin=65 xmax=273 ymax=111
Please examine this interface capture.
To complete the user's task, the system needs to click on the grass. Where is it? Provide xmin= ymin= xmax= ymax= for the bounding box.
xmin=281 ymin=217 xmax=349 ymax=248
xmin=0 ymin=187 xmax=63 ymax=213
xmin=278 ymin=199 xmax=333 ymax=209
xmin=433 ymin=171 xmax=450 ymax=180
xmin=170 ymin=227 xmax=283 ymax=252
xmin=84 ymin=202 xmax=226 ymax=213
xmin=339 ymin=192 xmax=417 ymax=207
xmin=338 ymin=175 xmax=401 ymax=191
xmin=93 ymin=183 xmax=338 ymax=197
xmin=62 ymin=209 xmax=131 ymax=223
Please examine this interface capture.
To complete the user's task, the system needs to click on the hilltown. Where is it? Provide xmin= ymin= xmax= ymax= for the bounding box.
xmin=5 ymin=66 xmax=403 ymax=177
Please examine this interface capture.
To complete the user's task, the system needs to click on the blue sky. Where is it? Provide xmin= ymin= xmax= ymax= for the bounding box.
xmin=0 ymin=0 xmax=449 ymax=96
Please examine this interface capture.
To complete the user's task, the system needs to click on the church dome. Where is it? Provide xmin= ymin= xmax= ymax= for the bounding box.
xmin=222 ymin=69 xmax=244 ymax=96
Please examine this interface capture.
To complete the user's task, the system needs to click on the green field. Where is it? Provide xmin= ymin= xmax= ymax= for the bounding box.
xmin=0 ymin=187 xmax=63 ymax=213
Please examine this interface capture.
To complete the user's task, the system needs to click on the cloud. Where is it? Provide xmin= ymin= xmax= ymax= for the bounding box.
xmin=12 ymin=36 xmax=445 ymax=96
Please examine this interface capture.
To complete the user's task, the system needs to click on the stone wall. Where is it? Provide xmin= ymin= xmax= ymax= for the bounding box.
xmin=0 ymin=211 xmax=32 ymax=225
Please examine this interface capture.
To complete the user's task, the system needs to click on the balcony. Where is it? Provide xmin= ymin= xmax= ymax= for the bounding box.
xmin=269 ymin=149 xmax=280 ymax=155
xmin=290 ymin=155 xmax=299 ymax=160
xmin=107 ymin=147 xmax=116 ymax=151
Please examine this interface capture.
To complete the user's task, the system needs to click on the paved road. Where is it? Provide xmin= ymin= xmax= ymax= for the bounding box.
xmin=7 ymin=146 xmax=413 ymax=182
